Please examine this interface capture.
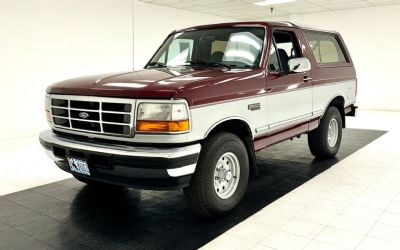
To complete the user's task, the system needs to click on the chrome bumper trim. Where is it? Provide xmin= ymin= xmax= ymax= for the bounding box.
xmin=39 ymin=130 xmax=201 ymax=159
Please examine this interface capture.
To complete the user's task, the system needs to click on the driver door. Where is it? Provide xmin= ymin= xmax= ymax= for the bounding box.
xmin=266 ymin=29 xmax=313 ymax=132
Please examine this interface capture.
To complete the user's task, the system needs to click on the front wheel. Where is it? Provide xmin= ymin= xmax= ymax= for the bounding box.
xmin=308 ymin=106 xmax=343 ymax=159
xmin=184 ymin=132 xmax=249 ymax=218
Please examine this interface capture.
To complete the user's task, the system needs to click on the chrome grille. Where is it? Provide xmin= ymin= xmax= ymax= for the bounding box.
xmin=50 ymin=95 xmax=136 ymax=137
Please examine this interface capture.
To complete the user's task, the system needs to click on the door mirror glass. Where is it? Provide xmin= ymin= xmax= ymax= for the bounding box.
xmin=288 ymin=57 xmax=311 ymax=73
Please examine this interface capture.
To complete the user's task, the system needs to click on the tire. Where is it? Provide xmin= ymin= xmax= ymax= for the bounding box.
xmin=308 ymin=106 xmax=343 ymax=159
xmin=184 ymin=132 xmax=249 ymax=218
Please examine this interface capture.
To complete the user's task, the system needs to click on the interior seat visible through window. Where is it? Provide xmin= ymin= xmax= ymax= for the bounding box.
xmin=268 ymin=30 xmax=301 ymax=73
xmin=210 ymin=51 xmax=224 ymax=63
xmin=277 ymin=49 xmax=290 ymax=72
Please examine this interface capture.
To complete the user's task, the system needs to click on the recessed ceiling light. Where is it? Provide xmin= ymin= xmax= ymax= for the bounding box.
xmin=253 ymin=0 xmax=296 ymax=6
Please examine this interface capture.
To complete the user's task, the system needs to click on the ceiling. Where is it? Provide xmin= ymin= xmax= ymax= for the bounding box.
xmin=138 ymin=0 xmax=400 ymax=20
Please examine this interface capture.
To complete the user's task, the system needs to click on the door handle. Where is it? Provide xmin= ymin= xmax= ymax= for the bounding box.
xmin=303 ymin=76 xmax=312 ymax=83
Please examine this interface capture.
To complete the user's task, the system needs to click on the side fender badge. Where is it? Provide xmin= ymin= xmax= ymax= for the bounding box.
xmin=248 ymin=103 xmax=261 ymax=111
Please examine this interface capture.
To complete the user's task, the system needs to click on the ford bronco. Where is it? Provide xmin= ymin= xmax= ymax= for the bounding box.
xmin=40 ymin=22 xmax=357 ymax=217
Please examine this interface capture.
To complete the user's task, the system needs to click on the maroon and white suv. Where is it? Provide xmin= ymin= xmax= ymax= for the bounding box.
xmin=40 ymin=22 xmax=357 ymax=217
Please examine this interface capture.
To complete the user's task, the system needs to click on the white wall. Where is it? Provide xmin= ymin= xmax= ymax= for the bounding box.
xmin=266 ymin=5 xmax=400 ymax=111
xmin=0 ymin=0 xmax=133 ymax=141
xmin=0 ymin=0 xmax=235 ymax=141
xmin=132 ymin=1 xmax=235 ymax=69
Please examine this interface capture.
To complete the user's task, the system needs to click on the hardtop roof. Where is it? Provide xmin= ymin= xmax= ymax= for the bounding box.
xmin=173 ymin=21 xmax=338 ymax=35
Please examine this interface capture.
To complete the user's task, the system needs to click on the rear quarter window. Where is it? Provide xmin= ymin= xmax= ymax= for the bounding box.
xmin=304 ymin=31 xmax=348 ymax=64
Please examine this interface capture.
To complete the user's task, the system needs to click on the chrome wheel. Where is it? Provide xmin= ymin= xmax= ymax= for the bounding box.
xmin=213 ymin=152 xmax=240 ymax=199
xmin=327 ymin=118 xmax=339 ymax=147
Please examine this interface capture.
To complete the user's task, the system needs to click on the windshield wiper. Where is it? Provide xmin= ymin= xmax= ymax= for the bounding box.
xmin=208 ymin=62 xmax=234 ymax=70
xmin=243 ymin=64 xmax=259 ymax=69
xmin=147 ymin=62 xmax=167 ymax=68
xmin=185 ymin=60 xmax=208 ymax=66
xmin=185 ymin=60 xmax=233 ymax=70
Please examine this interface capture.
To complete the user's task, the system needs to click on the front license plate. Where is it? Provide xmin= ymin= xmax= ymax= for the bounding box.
xmin=67 ymin=157 xmax=90 ymax=176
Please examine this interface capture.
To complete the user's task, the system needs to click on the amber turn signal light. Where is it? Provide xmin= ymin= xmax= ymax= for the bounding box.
xmin=136 ymin=120 xmax=190 ymax=132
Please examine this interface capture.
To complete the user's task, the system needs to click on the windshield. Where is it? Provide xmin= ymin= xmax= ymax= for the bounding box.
xmin=147 ymin=27 xmax=266 ymax=69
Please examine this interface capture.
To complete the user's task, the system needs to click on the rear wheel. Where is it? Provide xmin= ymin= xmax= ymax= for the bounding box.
xmin=184 ymin=132 xmax=249 ymax=218
xmin=308 ymin=106 xmax=343 ymax=159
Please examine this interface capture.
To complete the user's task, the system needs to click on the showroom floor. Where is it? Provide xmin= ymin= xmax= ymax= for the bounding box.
xmin=203 ymin=110 xmax=400 ymax=250
xmin=0 ymin=110 xmax=399 ymax=249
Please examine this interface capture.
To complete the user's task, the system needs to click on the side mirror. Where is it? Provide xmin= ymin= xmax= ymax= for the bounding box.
xmin=288 ymin=57 xmax=311 ymax=73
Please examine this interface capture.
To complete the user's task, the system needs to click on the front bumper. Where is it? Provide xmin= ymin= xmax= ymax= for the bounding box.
xmin=39 ymin=130 xmax=201 ymax=190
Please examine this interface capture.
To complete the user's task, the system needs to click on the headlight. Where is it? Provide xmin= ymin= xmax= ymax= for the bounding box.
xmin=136 ymin=102 xmax=190 ymax=133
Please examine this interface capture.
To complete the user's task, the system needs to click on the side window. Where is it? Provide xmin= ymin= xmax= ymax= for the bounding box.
xmin=304 ymin=31 xmax=348 ymax=63
xmin=268 ymin=31 xmax=301 ymax=73
xmin=161 ymin=39 xmax=193 ymax=66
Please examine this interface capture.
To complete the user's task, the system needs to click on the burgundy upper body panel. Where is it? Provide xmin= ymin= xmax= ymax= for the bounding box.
xmin=47 ymin=67 xmax=267 ymax=107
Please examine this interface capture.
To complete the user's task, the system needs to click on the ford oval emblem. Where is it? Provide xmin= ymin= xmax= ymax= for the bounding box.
xmin=79 ymin=112 xmax=89 ymax=119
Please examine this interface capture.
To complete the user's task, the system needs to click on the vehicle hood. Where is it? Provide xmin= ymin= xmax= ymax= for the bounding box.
xmin=48 ymin=67 xmax=231 ymax=97
xmin=47 ymin=67 xmax=266 ymax=106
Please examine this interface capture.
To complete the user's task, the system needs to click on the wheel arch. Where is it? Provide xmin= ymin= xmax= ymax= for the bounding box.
xmin=204 ymin=118 xmax=258 ymax=178
xmin=325 ymin=95 xmax=346 ymax=128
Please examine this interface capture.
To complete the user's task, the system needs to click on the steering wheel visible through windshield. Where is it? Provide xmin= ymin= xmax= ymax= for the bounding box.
xmin=147 ymin=27 xmax=266 ymax=69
